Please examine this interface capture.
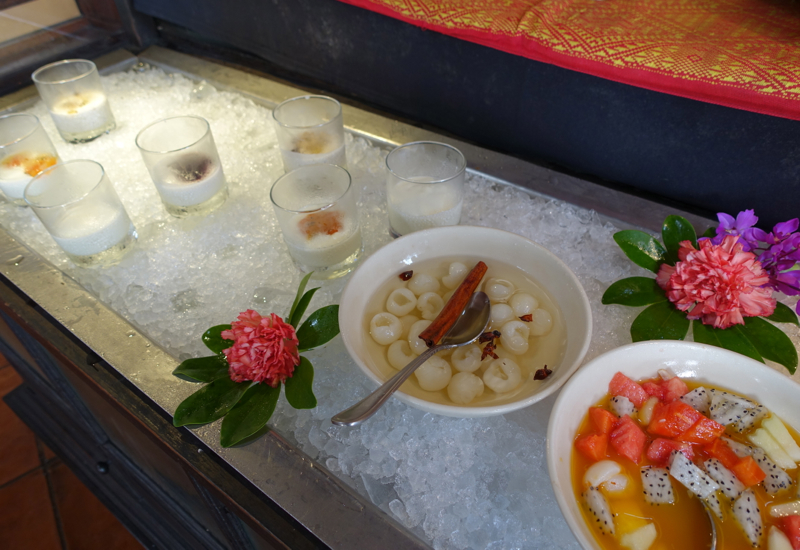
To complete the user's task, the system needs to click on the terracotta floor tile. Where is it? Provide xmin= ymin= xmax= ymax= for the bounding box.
xmin=0 ymin=395 xmax=41 ymax=487
xmin=39 ymin=439 xmax=58 ymax=462
xmin=0 ymin=468 xmax=61 ymax=549
xmin=0 ymin=364 xmax=22 ymax=398
xmin=49 ymin=461 xmax=142 ymax=550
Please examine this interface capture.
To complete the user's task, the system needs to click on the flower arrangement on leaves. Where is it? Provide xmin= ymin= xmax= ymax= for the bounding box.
xmin=171 ymin=273 xmax=339 ymax=447
xmin=602 ymin=212 xmax=800 ymax=373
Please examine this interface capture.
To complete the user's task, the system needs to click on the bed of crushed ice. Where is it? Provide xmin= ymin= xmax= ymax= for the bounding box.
xmin=3 ymin=65 xmax=799 ymax=550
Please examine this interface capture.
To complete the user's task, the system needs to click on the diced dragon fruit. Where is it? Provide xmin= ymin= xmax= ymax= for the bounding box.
xmin=640 ymin=466 xmax=674 ymax=505
xmin=708 ymin=389 xmax=760 ymax=428
xmin=749 ymin=429 xmax=797 ymax=471
xmin=680 ymin=386 xmax=711 ymax=415
xmin=751 ymin=448 xmax=794 ymax=495
xmin=733 ymin=489 xmax=764 ymax=547
xmin=668 ymin=450 xmax=720 ymax=499
xmin=769 ymin=501 xmax=800 ymax=518
xmin=704 ymin=491 xmax=724 ymax=520
xmin=619 ymin=523 xmax=657 ymax=550
xmin=583 ymin=486 xmax=615 ymax=535
xmin=735 ymin=405 xmax=768 ymax=433
xmin=705 ymin=458 xmax=746 ymax=500
xmin=723 ymin=436 xmax=756 ymax=458
xmin=584 ymin=460 xmax=623 ymax=488
xmin=767 ymin=526 xmax=794 ymax=550
xmin=610 ymin=395 xmax=637 ymax=418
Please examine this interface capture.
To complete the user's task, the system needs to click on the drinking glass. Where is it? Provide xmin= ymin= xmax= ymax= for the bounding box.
xmin=24 ymin=160 xmax=137 ymax=266
xmin=32 ymin=59 xmax=116 ymax=143
xmin=0 ymin=114 xmax=59 ymax=205
xmin=272 ymin=95 xmax=346 ymax=172
xmin=136 ymin=116 xmax=228 ymax=217
xmin=270 ymin=164 xmax=362 ymax=279
xmin=385 ymin=141 xmax=466 ymax=237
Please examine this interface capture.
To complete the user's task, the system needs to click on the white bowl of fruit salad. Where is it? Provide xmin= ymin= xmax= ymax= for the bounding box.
xmin=339 ymin=225 xmax=592 ymax=417
xmin=547 ymin=340 xmax=800 ymax=550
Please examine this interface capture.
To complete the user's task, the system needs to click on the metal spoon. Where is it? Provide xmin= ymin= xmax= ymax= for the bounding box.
xmin=332 ymin=291 xmax=492 ymax=426
xmin=703 ymin=501 xmax=718 ymax=549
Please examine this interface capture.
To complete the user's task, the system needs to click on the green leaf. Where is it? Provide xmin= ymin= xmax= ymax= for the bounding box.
xmin=692 ymin=321 xmax=763 ymax=363
xmin=297 ymin=305 xmax=340 ymax=351
xmin=613 ymin=230 xmax=667 ymax=273
xmin=601 ymin=277 xmax=666 ymax=306
xmin=288 ymin=272 xmax=314 ymax=325
xmin=742 ymin=317 xmax=798 ymax=374
xmin=702 ymin=227 xmax=717 ymax=239
xmin=662 ymin=215 xmax=697 ymax=265
xmin=203 ymin=324 xmax=233 ymax=354
xmin=173 ymin=377 xmax=249 ymax=427
xmin=630 ymin=301 xmax=690 ymax=342
xmin=285 ymin=356 xmax=316 ymax=409
xmin=289 ymin=287 xmax=320 ymax=328
xmin=766 ymin=302 xmax=800 ymax=326
xmin=172 ymin=355 xmax=229 ymax=383
xmin=220 ymin=383 xmax=280 ymax=447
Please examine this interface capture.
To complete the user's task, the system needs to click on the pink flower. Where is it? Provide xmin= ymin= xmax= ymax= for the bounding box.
xmin=221 ymin=310 xmax=300 ymax=386
xmin=656 ymin=235 xmax=776 ymax=329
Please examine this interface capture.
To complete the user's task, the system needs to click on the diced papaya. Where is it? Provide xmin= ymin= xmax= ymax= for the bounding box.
xmin=676 ymin=417 xmax=726 ymax=444
xmin=731 ymin=455 xmax=767 ymax=487
xmin=609 ymin=372 xmax=649 ymax=407
xmin=703 ymin=438 xmax=741 ymax=469
xmin=646 ymin=438 xmax=694 ymax=465
xmin=661 ymin=376 xmax=690 ymax=403
xmin=610 ymin=415 xmax=647 ymax=464
xmin=575 ymin=432 xmax=608 ymax=462
xmin=780 ymin=515 xmax=800 ymax=550
xmin=589 ymin=407 xmax=617 ymax=435
xmin=642 ymin=381 xmax=666 ymax=401
xmin=648 ymin=400 xmax=703 ymax=438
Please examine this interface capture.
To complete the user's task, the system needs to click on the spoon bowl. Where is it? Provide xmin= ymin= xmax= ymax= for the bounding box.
xmin=332 ymin=291 xmax=491 ymax=426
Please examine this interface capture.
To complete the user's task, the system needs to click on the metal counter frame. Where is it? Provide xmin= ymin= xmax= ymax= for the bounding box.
xmin=0 ymin=46 xmax=712 ymax=550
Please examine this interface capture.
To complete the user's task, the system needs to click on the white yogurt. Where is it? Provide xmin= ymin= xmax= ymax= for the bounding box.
xmin=51 ymin=202 xmax=132 ymax=257
xmin=387 ymin=179 xmax=462 ymax=235
xmin=0 ymin=152 xmax=57 ymax=201
xmin=153 ymin=154 xmax=226 ymax=207
xmin=282 ymin=209 xmax=361 ymax=268
xmin=280 ymin=137 xmax=346 ymax=171
xmin=50 ymin=92 xmax=114 ymax=138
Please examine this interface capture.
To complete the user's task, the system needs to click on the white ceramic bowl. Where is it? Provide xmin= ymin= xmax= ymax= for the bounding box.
xmin=339 ymin=225 xmax=592 ymax=417
xmin=546 ymin=340 xmax=800 ymax=550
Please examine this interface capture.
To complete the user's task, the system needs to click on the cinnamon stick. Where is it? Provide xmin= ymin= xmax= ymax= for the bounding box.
xmin=418 ymin=261 xmax=488 ymax=347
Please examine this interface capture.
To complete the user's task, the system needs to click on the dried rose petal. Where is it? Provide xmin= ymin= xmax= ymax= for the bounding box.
xmin=534 ymin=366 xmax=552 ymax=380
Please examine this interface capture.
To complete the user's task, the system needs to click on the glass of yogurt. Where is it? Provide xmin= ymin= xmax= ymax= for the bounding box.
xmin=0 ymin=114 xmax=59 ymax=205
xmin=32 ymin=59 xmax=116 ymax=143
xmin=272 ymin=96 xmax=346 ymax=172
xmin=385 ymin=141 xmax=466 ymax=237
xmin=136 ymin=116 xmax=228 ymax=218
xmin=270 ymin=164 xmax=362 ymax=279
xmin=24 ymin=160 xmax=137 ymax=266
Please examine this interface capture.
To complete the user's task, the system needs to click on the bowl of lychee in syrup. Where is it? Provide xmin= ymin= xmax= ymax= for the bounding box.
xmin=547 ymin=340 xmax=800 ymax=550
xmin=338 ymin=225 xmax=592 ymax=418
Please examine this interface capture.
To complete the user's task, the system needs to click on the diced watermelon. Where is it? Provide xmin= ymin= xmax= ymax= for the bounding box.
xmin=780 ymin=515 xmax=800 ymax=550
xmin=575 ymin=432 xmax=608 ymax=462
xmin=676 ymin=417 xmax=726 ymax=444
xmin=648 ymin=400 xmax=703 ymax=438
xmin=589 ymin=407 xmax=617 ymax=435
xmin=610 ymin=415 xmax=647 ymax=464
xmin=731 ymin=455 xmax=767 ymax=488
xmin=609 ymin=372 xmax=649 ymax=407
xmin=646 ymin=438 xmax=695 ymax=465
xmin=642 ymin=381 xmax=666 ymax=401
xmin=703 ymin=438 xmax=741 ymax=469
xmin=661 ymin=376 xmax=690 ymax=403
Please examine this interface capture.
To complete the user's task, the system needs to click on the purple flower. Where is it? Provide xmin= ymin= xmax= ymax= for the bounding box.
xmin=712 ymin=210 xmax=760 ymax=251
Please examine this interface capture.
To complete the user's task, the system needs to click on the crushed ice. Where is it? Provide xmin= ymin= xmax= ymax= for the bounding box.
xmin=3 ymin=66 xmax=798 ymax=550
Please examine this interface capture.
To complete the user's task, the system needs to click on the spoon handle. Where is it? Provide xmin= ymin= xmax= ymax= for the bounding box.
xmin=332 ymin=345 xmax=444 ymax=426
